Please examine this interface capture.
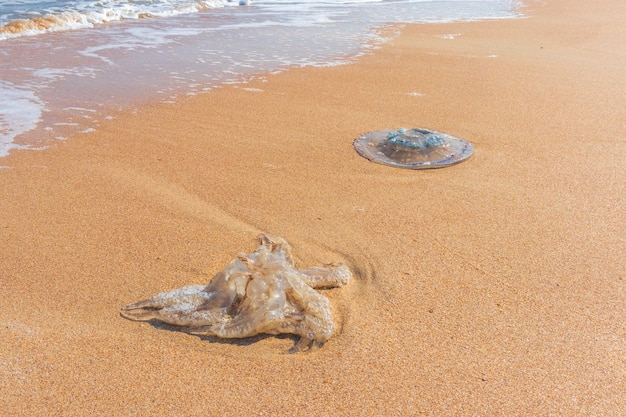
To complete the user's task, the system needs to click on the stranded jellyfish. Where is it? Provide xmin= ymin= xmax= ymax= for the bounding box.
xmin=353 ymin=128 xmax=473 ymax=169
xmin=121 ymin=235 xmax=351 ymax=352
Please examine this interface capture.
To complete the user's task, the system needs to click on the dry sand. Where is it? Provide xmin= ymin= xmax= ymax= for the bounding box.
xmin=1 ymin=0 xmax=625 ymax=415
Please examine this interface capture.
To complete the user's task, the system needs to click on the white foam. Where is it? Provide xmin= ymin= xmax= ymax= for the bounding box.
xmin=32 ymin=67 xmax=97 ymax=80
xmin=438 ymin=33 xmax=462 ymax=39
xmin=0 ymin=0 xmax=239 ymax=40
xmin=63 ymin=107 xmax=97 ymax=113
xmin=78 ymin=25 xmax=208 ymax=65
xmin=0 ymin=81 xmax=44 ymax=157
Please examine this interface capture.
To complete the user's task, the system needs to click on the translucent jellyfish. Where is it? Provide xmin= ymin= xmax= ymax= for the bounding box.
xmin=353 ymin=128 xmax=474 ymax=169
xmin=121 ymin=235 xmax=351 ymax=352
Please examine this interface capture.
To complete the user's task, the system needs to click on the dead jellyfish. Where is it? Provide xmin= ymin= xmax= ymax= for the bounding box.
xmin=121 ymin=235 xmax=352 ymax=352
xmin=353 ymin=128 xmax=473 ymax=169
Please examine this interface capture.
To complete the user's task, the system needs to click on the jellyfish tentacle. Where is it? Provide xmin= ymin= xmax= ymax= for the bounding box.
xmin=121 ymin=285 xmax=207 ymax=321
xmin=297 ymin=265 xmax=352 ymax=288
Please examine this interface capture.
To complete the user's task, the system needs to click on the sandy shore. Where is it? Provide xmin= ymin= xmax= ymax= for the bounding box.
xmin=2 ymin=0 xmax=625 ymax=415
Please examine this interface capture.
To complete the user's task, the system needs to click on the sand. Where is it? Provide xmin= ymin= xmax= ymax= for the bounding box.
xmin=1 ymin=0 xmax=625 ymax=415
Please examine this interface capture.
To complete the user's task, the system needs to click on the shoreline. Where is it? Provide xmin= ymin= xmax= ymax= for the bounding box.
xmin=2 ymin=0 xmax=625 ymax=415
xmin=0 ymin=1 xmax=521 ymax=160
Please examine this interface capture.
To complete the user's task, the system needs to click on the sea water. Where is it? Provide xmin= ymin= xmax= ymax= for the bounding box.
xmin=0 ymin=0 xmax=521 ymax=159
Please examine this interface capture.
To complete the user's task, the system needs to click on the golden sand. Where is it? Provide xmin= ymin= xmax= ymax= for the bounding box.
xmin=1 ymin=0 xmax=625 ymax=415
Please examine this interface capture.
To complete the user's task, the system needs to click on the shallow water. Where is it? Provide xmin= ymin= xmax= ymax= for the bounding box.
xmin=0 ymin=0 xmax=521 ymax=159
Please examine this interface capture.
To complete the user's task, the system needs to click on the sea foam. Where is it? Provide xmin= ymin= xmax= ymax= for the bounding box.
xmin=0 ymin=0 xmax=239 ymax=40
xmin=0 ymin=81 xmax=44 ymax=157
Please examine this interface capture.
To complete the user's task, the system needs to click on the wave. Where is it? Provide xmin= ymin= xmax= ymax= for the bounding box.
xmin=0 ymin=0 xmax=241 ymax=40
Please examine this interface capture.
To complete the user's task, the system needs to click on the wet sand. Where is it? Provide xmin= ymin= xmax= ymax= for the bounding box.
xmin=1 ymin=0 xmax=625 ymax=415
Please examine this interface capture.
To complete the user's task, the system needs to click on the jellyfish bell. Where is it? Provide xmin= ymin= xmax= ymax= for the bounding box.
xmin=353 ymin=128 xmax=473 ymax=169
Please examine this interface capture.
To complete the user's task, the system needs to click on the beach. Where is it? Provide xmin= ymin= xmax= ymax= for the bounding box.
xmin=1 ymin=0 xmax=625 ymax=414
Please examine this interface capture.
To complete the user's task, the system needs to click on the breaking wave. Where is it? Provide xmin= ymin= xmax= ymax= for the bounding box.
xmin=0 ymin=0 xmax=240 ymax=40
